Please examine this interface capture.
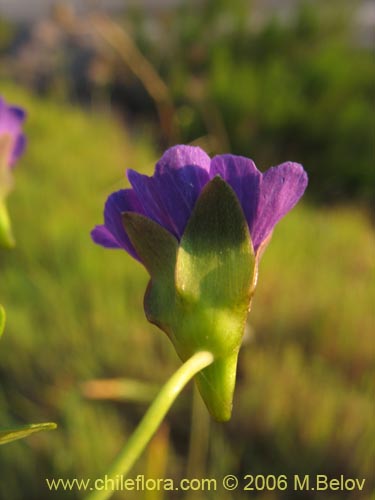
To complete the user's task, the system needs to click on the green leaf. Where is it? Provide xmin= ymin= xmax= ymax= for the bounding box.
xmin=0 ymin=422 xmax=57 ymax=446
xmin=0 ymin=305 xmax=5 ymax=339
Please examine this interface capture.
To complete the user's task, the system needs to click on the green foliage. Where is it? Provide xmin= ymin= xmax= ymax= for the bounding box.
xmin=141 ymin=0 xmax=374 ymax=203
xmin=0 ymin=85 xmax=373 ymax=499
xmin=0 ymin=17 xmax=15 ymax=53
xmin=3 ymin=1 xmax=372 ymax=203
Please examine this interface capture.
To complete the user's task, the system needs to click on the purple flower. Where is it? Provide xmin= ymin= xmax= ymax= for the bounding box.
xmin=92 ymin=145 xmax=308 ymax=421
xmin=0 ymin=96 xmax=27 ymax=168
xmin=92 ymin=145 xmax=308 ymax=260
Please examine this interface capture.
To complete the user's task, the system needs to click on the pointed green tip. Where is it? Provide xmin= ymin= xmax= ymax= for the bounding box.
xmin=195 ymin=352 xmax=239 ymax=422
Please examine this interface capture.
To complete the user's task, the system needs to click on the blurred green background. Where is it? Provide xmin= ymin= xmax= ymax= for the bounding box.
xmin=0 ymin=0 xmax=374 ymax=499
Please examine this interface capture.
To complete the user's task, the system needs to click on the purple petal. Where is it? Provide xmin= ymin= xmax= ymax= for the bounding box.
xmin=91 ymin=189 xmax=146 ymax=260
xmin=0 ymin=97 xmax=27 ymax=167
xmin=11 ymin=135 xmax=27 ymax=166
xmin=128 ymin=145 xmax=211 ymax=238
xmin=91 ymin=145 xmax=308 ymax=265
xmin=91 ymin=225 xmax=120 ymax=248
xmin=210 ymin=154 xmax=261 ymax=239
xmin=155 ymin=145 xmax=211 ymax=175
xmin=251 ymin=162 xmax=308 ymax=251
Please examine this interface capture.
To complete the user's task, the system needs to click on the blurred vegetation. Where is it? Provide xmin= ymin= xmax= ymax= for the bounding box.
xmin=0 ymin=0 xmax=374 ymax=498
xmin=138 ymin=0 xmax=374 ymax=203
xmin=0 ymin=82 xmax=373 ymax=500
xmin=0 ymin=0 xmax=373 ymax=205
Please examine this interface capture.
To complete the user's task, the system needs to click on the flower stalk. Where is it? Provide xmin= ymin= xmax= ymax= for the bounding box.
xmin=0 ymin=200 xmax=15 ymax=247
xmin=85 ymin=350 xmax=214 ymax=500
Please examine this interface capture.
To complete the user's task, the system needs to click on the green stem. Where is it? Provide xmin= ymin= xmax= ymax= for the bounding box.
xmin=187 ymin=385 xmax=210 ymax=480
xmin=0 ymin=201 xmax=15 ymax=248
xmin=85 ymin=351 xmax=214 ymax=500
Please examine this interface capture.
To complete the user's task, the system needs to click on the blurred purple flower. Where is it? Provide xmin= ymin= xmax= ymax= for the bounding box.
xmin=92 ymin=145 xmax=308 ymax=259
xmin=0 ymin=96 xmax=27 ymax=168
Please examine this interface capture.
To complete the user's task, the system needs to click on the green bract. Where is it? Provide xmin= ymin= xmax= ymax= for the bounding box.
xmin=123 ymin=177 xmax=256 ymax=421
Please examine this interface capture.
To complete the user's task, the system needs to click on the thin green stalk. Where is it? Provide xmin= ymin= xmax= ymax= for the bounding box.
xmin=85 ymin=351 xmax=214 ymax=500
xmin=0 ymin=201 xmax=15 ymax=248
xmin=186 ymin=385 xmax=210 ymax=481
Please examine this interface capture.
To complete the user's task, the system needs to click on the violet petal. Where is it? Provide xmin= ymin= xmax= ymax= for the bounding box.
xmin=91 ymin=225 xmax=120 ymax=248
xmin=210 ymin=154 xmax=261 ymax=240
xmin=128 ymin=145 xmax=211 ymax=238
xmin=251 ymin=162 xmax=308 ymax=251
xmin=155 ymin=144 xmax=211 ymax=175
xmin=0 ymin=98 xmax=27 ymax=167
xmin=96 ymin=189 xmax=145 ymax=260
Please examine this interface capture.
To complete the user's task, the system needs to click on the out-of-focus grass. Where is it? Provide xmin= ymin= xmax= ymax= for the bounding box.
xmin=236 ymin=206 xmax=374 ymax=487
xmin=0 ymin=84 xmax=374 ymax=500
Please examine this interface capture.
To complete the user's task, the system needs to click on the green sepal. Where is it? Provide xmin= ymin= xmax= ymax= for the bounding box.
xmin=0 ymin=305 xmax=5 ymax=339
xmin=0 ymin=422 xmax=57 ymax=446
xmin=176 ymin=176 xmax=255 ymax=311
xmin=122 ymin=212 xmax=178 ymax=280
xmin=122 ymin=213 xmax=179 ymax=339
xmin=174 ymin=177 xmax=255 ymax=420
xmin=123 ymin=177 xmax=256 ymax=421
xmin=195 ymin=351 xmax=239 ymax=422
